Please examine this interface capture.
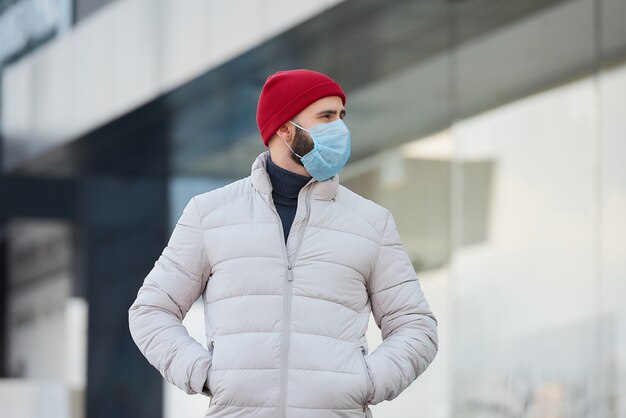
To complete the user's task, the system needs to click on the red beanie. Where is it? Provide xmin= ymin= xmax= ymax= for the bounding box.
xmin=256 ymin=69 xmax=346 ymax=147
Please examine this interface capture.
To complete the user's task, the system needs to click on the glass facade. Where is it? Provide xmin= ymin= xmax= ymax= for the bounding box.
xmin=334 ymin=1 xmax=626 ymax=417
xmin=339 ymin=64 xmax=626 ymax=417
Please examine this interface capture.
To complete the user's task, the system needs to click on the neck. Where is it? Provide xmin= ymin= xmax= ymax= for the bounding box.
xmin=266 ymin=154 xmax=311 ymax=203
xmin=268 ymin=151 xmax=311 ymax=178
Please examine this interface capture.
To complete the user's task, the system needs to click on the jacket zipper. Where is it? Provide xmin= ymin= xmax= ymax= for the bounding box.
xmin=266 ymin=185 xmax=313 ymax=418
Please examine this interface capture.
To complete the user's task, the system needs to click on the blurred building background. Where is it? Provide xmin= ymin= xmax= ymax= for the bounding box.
xmin=1 ymin=0 xmax=625 ymax=417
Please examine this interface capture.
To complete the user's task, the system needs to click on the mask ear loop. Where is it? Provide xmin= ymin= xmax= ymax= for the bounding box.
xmin=282 ymin=138 xmax=303 ymax=159
xmin=289 ymin=120 xmax=310 ymax=132
xmin=282 ymin=120 xmax=308 ymax=159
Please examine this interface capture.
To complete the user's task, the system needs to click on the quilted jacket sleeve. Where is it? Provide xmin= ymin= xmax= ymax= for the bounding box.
xmin=128 ymin=196 xmax=212 ymax=396
xmin=364 ymin=210 xmax=438 ymax=405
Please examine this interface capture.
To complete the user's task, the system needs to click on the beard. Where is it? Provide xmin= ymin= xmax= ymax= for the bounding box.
xmin=288 ymin=126 xmax=314 ymax=167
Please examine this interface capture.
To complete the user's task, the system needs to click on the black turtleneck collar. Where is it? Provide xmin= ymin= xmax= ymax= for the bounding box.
xmin=266 ymin=154 xmax=311 ymax=206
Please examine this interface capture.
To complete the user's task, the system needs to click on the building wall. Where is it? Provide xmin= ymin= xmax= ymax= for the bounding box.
xmin=1 ymin=0 xmax=345 ymax=172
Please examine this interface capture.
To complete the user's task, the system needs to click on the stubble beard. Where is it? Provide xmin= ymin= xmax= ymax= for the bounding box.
xmin=288 ymin=126 xmax=314 ymax=167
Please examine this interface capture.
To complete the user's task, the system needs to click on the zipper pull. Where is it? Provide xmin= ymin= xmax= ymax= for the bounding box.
xmin=287 ymin=265 xmax=294 ymax=281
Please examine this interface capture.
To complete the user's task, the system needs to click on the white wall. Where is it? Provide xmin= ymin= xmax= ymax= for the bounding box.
xmin=1 ymin=0 xmax=345 ymax=172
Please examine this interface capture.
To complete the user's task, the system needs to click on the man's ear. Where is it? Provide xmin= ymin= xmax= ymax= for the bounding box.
xmin=275 ymin=122 xmax=294 ymax=141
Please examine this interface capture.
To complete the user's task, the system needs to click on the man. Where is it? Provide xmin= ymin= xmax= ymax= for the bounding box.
xmin=128 ymin=68 xmax=438 ymax=418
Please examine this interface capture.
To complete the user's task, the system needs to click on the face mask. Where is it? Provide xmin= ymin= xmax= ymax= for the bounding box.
xmin=282 ymin=118 xmax=351 ymax=181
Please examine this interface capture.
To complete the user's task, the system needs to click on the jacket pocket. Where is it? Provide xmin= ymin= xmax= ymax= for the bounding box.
xmin=358 ymin=345 xmax=374 ymax=406
xmin=207 ymin=333 xmax=218 ymax=403
xmin=365 ymin=405 xmax=373 ymax=418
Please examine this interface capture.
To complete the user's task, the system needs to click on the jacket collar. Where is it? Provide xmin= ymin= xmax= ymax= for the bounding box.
xmin=250 ymin=150 xmax=339 ymax=201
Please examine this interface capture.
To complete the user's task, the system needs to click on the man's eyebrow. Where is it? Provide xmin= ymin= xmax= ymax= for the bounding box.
xmin=316 ymin=109 xmax=347 ymax=116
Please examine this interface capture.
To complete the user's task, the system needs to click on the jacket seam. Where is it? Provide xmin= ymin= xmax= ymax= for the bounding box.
xmin=370 ymin=278 xmax=416 ymax=296
xmin=290 ymin=330 xmax=359 ymax=343
xmin=211 ymin=329 xmax=359 ymax=344
xmin=305 ymin=224 xmax=380 ymax=246
xmin=198 ymin=190 xmax=254 ymax=223
xmin=292 ymin=293 xmax=361 ymax=314
xmin=208 ymin=255 xmax=282 ymax=270
xmin=192 ymin=196 xmax=212 ymax=279
xmin=206 ymin=293 xmax=282 ymax=305
xmin=158 ymin=251 xmax=202 ymax=310
xmin=207 ymin=404 xmax=275 ymax=408
xmin=368 ymin=210 xmax=390 ymax=297
xmin=289 ymin=405 xmax=364 ymax=411
xmin=157 ymin=253 xmax=202 ymax=282
xmin=206 ymin=256 xmax=366 ymax=283
xmin=290 ymin=367 xmax=362 ymax=375
xmin=334 ymin=200 xmax=383 ymax=241
xmin=203 ymin=221 xmax=277 ymax=232
xmin=213 ymin=330 xmax=281 ymax=337
xmin=143 ymin=281 xmax=186 ymax=319
xmin=297 ymin=258 xmax=365 ymax=278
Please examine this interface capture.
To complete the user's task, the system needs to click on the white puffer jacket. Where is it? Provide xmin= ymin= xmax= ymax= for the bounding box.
xmin=128 ymin=150 xmax=438 ymax=418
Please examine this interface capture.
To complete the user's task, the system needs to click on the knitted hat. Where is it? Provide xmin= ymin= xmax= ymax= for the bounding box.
xmin=256 ymin=69 xmax=346 ymax=147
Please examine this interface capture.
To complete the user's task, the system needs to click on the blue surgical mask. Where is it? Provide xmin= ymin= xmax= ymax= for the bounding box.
xmin=282 ymin=118 xmax=351 ymax=181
